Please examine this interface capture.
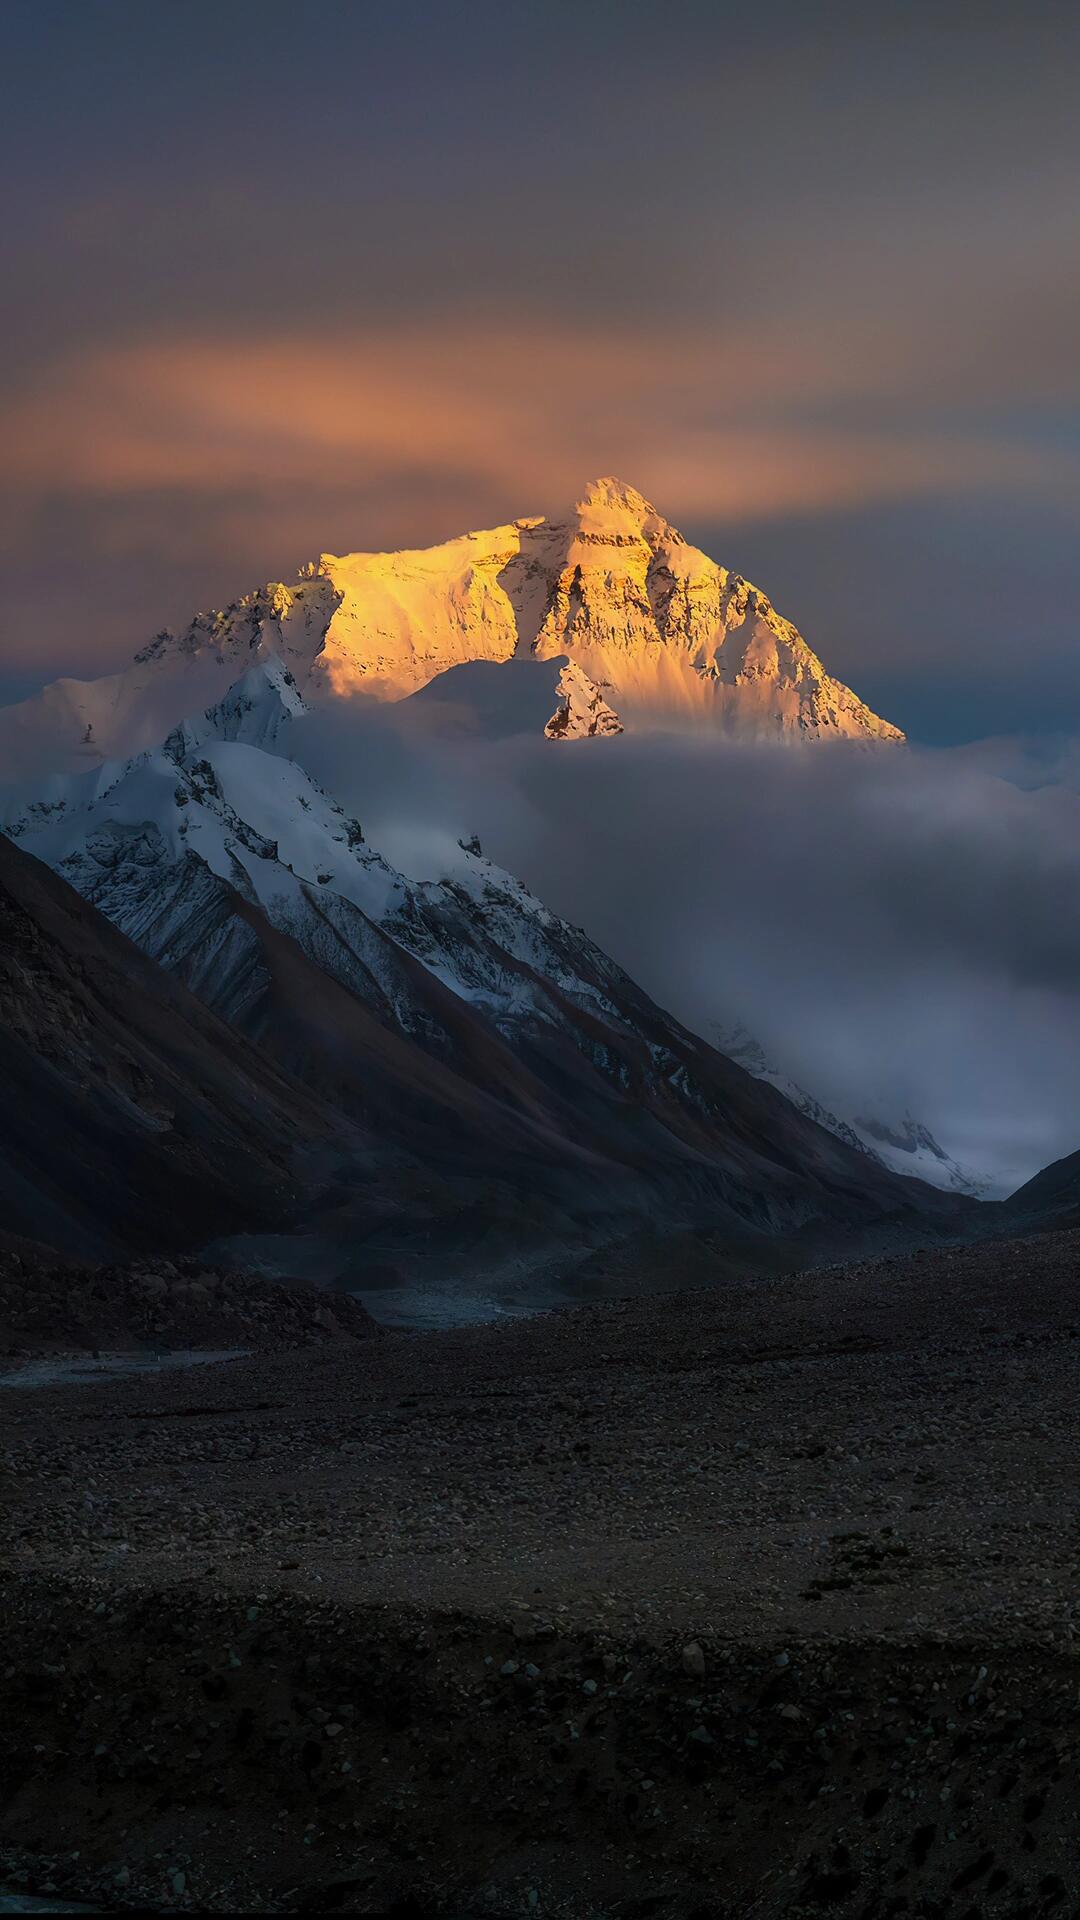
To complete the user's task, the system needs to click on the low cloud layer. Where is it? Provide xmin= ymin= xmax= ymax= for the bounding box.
xmin=304 ymin=708 xmax=1080 ymax=1194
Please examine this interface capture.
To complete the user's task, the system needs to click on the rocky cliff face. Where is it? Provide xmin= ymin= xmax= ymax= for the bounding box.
xmin=252 ymin=476 xmax=902 ymax=740
xmin=544 ymin=659 xmax=624 ymax=739
xmin=0 ymin=479 xmax=901 ymax=776
xmin=492 ymin=479 xmax=902 ymax=741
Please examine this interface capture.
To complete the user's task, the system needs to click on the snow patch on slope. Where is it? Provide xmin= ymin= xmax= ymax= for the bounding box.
xmin=717 ymin=1023 xmax=992 ymax=1198
xmin=2 ymin=664 xmax=635 ymax=1041
xmin=545 ymin=660 xmax=624 ymax=740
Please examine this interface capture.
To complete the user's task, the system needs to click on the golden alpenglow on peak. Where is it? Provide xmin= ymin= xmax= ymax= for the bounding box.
xmin=0 ymin=481 xmax=903 ymax=775
xmin=565 ymin=477 xmax=676 ymax=550
xmin=575 ymin=475 xmax=666 ymax=519
xmin=306 ymin=479 xmax=903 ymax=740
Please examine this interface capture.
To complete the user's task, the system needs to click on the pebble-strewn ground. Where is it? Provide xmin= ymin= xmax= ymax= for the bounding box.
xmin=0 ymin=1252 xmax=377 ymax=1354
xmin=2 ymin=1228 xmax=1079 ymax=1915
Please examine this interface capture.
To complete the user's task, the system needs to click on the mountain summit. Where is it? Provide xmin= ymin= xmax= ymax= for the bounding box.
xmin=0 ymin=480 xmax=902 ymax=775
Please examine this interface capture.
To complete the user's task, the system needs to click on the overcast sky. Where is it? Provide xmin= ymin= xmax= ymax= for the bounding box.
xmin=3 ymin=0 xmax=1080 ymax=741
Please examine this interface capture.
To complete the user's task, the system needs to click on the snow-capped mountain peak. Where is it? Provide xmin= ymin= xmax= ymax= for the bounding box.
xmin=1 ymin=673 xmax=640 ymax=1049
xmin=163 ymin=655 xmax=308 ymax=758
xmin=0 ymin=480 xmax=902 ymax=777
xmin=567 ymin=474 xmax=675 ymax=543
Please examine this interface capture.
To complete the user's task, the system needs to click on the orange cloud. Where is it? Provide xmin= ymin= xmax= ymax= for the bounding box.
xmin=2 ymin=319 xmax=1064 ymax=548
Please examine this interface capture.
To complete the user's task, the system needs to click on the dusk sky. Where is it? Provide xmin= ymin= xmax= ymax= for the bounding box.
xmin=4 ymin=0 xmax=1080 ymax=740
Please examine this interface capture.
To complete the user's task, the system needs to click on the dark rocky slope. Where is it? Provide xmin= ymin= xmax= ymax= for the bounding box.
xmin=0 ymin=832 xmax=344 ymax=1261
xmin=71 ymin=839 xmax=972 ymax=1279
xmin=1001 ymin=1148 xmax=1080 ymax=1233
xmin=0 ymin=828 xmax=970 ymax=1293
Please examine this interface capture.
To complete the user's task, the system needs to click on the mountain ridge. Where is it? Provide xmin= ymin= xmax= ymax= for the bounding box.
xmin=0 ymin=479 xmax=901 ymax=778
xmin=1 ymin=665 xmax=963 ymax=1293
xmin=0 ymin=826 xmax=339 ymax=1261
xmin=717 ymin=1022 xmax=993 ymax=1198
xmin=10 ymin=662 xmax=1080 ymax=1306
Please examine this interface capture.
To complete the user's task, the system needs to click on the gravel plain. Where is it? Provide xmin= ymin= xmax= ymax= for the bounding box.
xmin=2 ymin=1227 xmax=1080 ymax=1915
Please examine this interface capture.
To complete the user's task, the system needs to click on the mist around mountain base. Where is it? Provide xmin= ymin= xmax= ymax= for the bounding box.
xmin=301 ymin=691 xmax=1080 ymax=1197
xmin=2 ymin=474 xmax=1075 ymax=1222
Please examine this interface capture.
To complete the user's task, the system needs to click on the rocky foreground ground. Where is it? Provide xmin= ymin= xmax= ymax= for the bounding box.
xmin=2 ymin=1227 xmax=1080 ymax=1916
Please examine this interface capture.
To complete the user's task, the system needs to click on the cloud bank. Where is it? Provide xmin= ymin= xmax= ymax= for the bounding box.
xmin=302 ymin=704 xmax=1080 ymax=1194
